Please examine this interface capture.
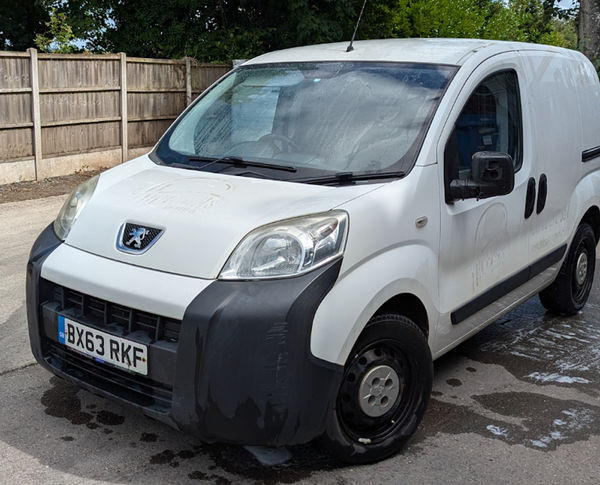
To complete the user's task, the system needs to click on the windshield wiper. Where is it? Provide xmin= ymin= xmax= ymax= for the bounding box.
xmin=291 ymin=171 xmax=405 ymax=185
xmin=188 ymin=155 xmax=297 ymax=173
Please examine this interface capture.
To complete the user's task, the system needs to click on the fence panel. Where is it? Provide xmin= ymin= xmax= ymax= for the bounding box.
xmin=127 ymin=58 xmax=188 ymax=149
xmin=0 ymin=54 xmax=34 ymax=166
xmin=0 ymin=50 xmax=230 ymax=184
xmin=38 ymin=56 xmax=122 ymax=158
xmin=191 ymin=63 xmax=230 ymax=101
xmin=0 ymin=128 xmax=33 ymax=161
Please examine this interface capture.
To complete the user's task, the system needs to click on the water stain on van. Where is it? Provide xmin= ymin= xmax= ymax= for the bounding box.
xmin=131 ymin=178 xmax=234 ymax=215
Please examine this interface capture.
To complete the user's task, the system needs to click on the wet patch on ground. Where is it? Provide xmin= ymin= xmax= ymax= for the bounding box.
xmin=453 ymin=297 xmax=600 ymax=396
xmin=41 ymin=376 xmax=126 ymax=431
xmin=41 ymin=377 xmax=94 ymax=426
xmin=140 ymin=432 xmax=158 ymax=442
xmin=188 ymin=470 xmax=233 ymax=484
xmin=146 ymin=441 xmax=344 ymax=484
xmin=414 ymin=391 xmax=600 ymax=452
xmin=96 ymin=410 xmax=125 ymax=425
xmin=198 ymin=442 xmax=345 ymax=485
xmin=150 ymin=449 xmax=177 ymax=465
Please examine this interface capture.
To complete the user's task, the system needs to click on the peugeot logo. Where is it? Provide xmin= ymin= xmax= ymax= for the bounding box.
xmin=117 ymin=223 xmax=163 ymax=254
xmin=127 ymin=227 xmax=149 ymax=249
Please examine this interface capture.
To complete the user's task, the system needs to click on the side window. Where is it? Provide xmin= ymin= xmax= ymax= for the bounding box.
xmin=445 ymin=70 xmax=522 ymax=184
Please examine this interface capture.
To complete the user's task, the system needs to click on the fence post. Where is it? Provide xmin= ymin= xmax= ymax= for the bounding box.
xmin=185 ymin=57 xmax=192 ymax=106
xmin=120 ymin=52 xmax=128 ymax=163
xmin=29 ymin=48 xmax=42 ymax=180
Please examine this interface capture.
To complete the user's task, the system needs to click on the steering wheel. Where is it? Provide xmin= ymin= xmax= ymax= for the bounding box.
xmin=259 ymin=133 xmax=301 ymax=153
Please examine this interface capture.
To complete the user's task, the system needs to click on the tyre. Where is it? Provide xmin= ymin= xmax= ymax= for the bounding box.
xmin=321 ymin=314 xmax=433 ymax=464
xmin=539 ymin=222 xmax=596 ymax=315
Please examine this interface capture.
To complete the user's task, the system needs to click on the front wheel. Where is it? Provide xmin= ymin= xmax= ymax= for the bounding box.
xmin=321 ymin=314 xmax=432 ymax=464
xmin=539 ymin=222 xmax=596 ymax=315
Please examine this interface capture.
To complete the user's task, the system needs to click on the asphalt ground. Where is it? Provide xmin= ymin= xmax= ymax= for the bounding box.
xmin=1 ymin=195 xmax=599 ymax=485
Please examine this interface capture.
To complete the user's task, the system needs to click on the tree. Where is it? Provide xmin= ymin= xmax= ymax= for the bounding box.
xmin=359 ymin=0 xmax=572 ymax=46
xmin=2 ymin=0 xmax=577 ymax=58
xmin=579 ymin=0 xmax=600 ymax=68
xmin=35 ymin=7 xmax=78 ymax=53
xmin=0 ymin=0 xmax=49 ymax=50
xmin=95 ymin=0 xmax=360 ymax=60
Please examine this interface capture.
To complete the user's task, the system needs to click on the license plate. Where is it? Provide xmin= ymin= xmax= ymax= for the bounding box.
xmin=58 ymin=316 xmax=148 ymax=376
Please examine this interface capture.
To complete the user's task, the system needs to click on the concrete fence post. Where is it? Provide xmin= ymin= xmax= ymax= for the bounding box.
xmin=28 ymin=48 xmax=42 ymax=180
xmin=185 ymin=57 xmax=192 ymax=107
xmin=120 ymin=52 xmax=128 ymax=163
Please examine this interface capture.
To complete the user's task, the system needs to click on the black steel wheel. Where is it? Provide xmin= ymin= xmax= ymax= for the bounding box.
xmin=321 ymin=314 xmax=432 ymax=464
xmin=539 ymin=222 xmax=596 ymax=315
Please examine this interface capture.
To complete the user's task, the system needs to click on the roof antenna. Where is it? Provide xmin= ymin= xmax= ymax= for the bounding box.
xmin=346 ymin=0 xmax=368 ymax=52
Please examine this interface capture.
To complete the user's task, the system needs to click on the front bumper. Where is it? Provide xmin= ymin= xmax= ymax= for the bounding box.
xmin=26 ymin=225 xmax=344 ymax=446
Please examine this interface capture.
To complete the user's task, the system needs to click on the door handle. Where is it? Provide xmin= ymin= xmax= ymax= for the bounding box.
xmin=537 ymin=173 xmax=547 ymax=214
xmin=525 ymin=177 xmax=536 ymax=219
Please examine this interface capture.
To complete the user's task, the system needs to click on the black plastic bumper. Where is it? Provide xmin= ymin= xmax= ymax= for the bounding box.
xmin=26 ymin=225 xmax=344 ymax=446
xmin=26 ymin=223 xmax=63 ymax=368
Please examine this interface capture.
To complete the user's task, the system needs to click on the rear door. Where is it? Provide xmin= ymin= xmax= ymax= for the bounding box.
xmin=519 ymin=51 xmax=581 ymax=263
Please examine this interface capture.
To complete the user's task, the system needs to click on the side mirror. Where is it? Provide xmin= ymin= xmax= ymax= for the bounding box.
xmin=448 ymin=151 xmax=515 ymax=202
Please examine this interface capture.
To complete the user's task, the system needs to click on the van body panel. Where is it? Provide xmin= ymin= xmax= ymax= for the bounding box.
xmin=311 ymin=164 xmax=441 ymax=364
xmin=519 ymin=51 xmax=583 ymax=265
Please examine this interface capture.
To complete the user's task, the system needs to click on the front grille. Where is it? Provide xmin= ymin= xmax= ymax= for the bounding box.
xmin=45 ymin=341 xmax=172 ymax=411
xmin=46 ymin=281 xmax=181 ymax=343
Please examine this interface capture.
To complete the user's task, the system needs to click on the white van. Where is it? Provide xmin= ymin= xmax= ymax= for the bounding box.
xmin=27 ymin=38 xmax=600 ymax=463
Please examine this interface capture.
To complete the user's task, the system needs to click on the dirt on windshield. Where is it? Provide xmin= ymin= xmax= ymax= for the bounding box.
xmin=0 ymin=169 xmax=105 ymax=205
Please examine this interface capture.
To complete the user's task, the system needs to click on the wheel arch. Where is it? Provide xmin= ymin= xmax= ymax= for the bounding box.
xmin=580 ymin=205 xmax=600 ymax=243
xmin=374 ymin=293 xmax=429 ymax=340
xmin=310 ymin=245 xmax=439 ymax=367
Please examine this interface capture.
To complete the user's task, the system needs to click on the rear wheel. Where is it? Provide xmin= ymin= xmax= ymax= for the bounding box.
xmin=539 ymin=222 xmax=596 ymax=315
xmin=322 ymin=314 xmax=432 ymax=464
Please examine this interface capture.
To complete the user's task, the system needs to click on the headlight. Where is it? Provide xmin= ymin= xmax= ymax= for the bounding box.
xmin=220 ymin=211 xmax=348 ymax=280
xmin=53 ymin=175 xmax=100 ymax=240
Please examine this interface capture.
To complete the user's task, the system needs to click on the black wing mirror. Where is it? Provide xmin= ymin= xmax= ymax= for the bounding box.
xmin=448 ymin=151 xmax=515 ymax=202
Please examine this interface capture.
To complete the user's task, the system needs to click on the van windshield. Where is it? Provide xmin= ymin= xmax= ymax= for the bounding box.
xmin=152 ymin=62 xmax=456 ymax=184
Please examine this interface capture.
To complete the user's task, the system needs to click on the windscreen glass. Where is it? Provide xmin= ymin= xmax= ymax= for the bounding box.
xmin=153 ymin=62 xmax=456 ymax=182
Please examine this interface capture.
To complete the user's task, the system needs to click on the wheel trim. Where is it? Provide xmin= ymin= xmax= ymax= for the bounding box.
xmin=575 ymin=251 xmax=588 ymax=286
xmin=358 ymin=365 xmax=401 ymax=417
xmin=573 ymin=242 xmax=592 ymax=302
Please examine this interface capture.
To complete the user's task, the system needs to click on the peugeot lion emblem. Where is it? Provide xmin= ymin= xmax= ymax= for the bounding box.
xmin=117 ymin=223 xmax=164 ymax=254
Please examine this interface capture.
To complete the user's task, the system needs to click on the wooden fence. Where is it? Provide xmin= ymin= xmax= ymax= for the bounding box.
xmin=0 ymin=49 xmax=231 ymax=184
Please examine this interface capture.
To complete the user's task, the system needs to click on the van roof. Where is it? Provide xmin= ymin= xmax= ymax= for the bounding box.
xmin=244 ymin=38 xmax=561 ymax=67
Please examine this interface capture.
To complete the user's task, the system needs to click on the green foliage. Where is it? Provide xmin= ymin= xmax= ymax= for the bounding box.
xmin=0 ymin=0 xmax=49 ymax=50
xmin=91 ymin=0 xmax=359 ymax=60
xmin=359 ymin=0 xmax=572 ymax=47
xmin=1 ymin=0 xmax=583 ymax=59
xmin=34 ymin=7 xmax=77 ymax=53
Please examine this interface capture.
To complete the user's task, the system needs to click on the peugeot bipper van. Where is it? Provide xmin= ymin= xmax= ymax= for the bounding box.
xmin=27 ymin=39 xmax=600 ymax=463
